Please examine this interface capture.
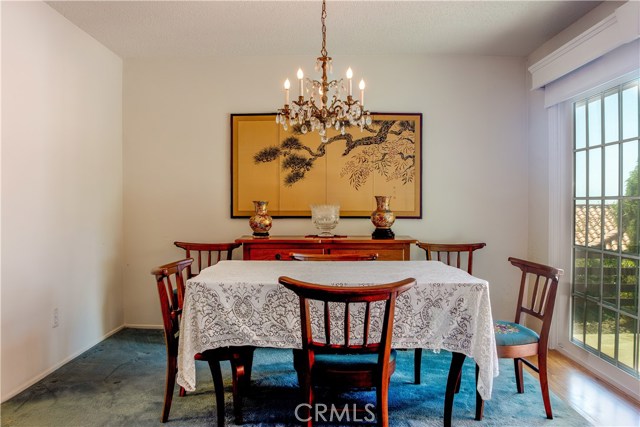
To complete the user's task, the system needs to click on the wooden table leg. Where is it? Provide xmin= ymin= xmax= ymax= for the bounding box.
xmin=475 ymin=363 xmax=484 ymax=420
xmin=444 ymin=352 xmax=466 ymax=427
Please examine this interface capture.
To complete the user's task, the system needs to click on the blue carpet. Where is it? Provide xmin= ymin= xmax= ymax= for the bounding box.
xmin=240 ymin=345 xmax=590 ymax=427
xmin=1 ymin=329 xmax=591 ymax=426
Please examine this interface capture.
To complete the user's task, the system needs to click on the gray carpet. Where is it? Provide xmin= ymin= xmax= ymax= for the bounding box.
xmin=1 ymin=328 xmax=591 ymax=426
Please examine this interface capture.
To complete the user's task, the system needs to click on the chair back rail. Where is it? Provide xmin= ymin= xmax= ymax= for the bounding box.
xmin=416 ymin=242 xmax=486 ymax=274
xmin=174 ymin=241 xmax=241 ymax=278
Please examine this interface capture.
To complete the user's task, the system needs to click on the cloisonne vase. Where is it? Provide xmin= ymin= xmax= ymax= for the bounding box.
xmin=371 ymin=196 xmax=396 ymax=239
xmin=249 ymin=200 xmax=272 ymax=238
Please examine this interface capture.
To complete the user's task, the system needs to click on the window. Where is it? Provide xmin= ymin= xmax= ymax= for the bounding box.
xmin=572 ymin=79 xmax=639 ymax=377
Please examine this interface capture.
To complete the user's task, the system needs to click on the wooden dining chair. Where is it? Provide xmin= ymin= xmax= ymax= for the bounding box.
xmin=174 ymin=241 xmax=241 ymax=278
xmin=416 ymin=242 xmax=486 ymax=273
xmin=173 ymin=241 xmax=253 ymax=385
xmin=279 ymin=276 xmax=415 ymax=427
xmin=475 ymin=257 xmax=562 ymax=420
xmin=151 ymin=258 xmax=254 ymax=425
xmin=288 ymin=252 xmax=378 ymax=261
xmin=414 ymin=242 xmax=486 ymax=384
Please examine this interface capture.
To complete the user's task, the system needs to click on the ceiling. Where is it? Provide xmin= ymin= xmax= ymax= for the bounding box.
xmin=46 ymin=1 xmax=604 ymax=59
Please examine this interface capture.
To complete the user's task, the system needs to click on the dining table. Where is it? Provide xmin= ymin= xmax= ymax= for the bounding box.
xmin=176 ymin=260 xmax=499 ymax=422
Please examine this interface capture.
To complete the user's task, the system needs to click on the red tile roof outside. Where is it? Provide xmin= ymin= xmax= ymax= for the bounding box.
xmin=574 ymin=204 xmax=631 ymax=251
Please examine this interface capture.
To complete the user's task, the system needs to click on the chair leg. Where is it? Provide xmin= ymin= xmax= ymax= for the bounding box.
xmin=474 ymin=363 xmax=484 ymax=421
xmin=538 ymin=353 xmax=553 ymax=419
xmin=444 ymin=352 xmax=466 ymax=427
xmin=179 ymin=386 xmax=186 ymax=397
xmin=207 ymin=360 xmax=226 ymax=427
xmin=300 ymin=371 xmax=314 ymax=427
xmin=241 ymin=348 xmax=254 ymax=392
xmin=230 ymin=358 xmax=246 ymax=424
xmin=414 ymin=348 xmax=422 ymax=384
xmin=514 ymin=358 xmax=524 ymax=393
xmin=376 ymin=374 xmax=390 ymax=427
xmin=161 ymin=354 xmax=177 ymax=422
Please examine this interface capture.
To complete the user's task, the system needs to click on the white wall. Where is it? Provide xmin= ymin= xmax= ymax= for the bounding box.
xmin=1 ymin=2 xmax=123 ymax=400
xmin=526 ymin=83 xmax=551 ymax=263
xmin=123 ymin=55 xmax=529 ymax=326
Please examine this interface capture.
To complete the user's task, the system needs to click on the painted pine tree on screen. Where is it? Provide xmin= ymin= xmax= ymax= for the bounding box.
xmin=253 ymin=119 xmax=417 ymax=189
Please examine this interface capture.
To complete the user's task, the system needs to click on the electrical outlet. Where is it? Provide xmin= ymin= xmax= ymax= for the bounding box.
xmin=53 ymin=308 xmax=59 ymax=328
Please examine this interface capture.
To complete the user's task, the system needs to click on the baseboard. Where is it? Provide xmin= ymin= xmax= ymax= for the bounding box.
xmin=2 ymin=324 xmax=126 ymax=403
xmin=123 ymin=323 xmax=162 ymax=329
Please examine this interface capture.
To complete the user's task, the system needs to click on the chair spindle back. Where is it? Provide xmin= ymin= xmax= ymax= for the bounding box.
xmin=174 ymin=242 xmax=241 ymax=278
xmin=509 ymin=257 xmax=563 ymax=347
xmin=279 ymin=277 xmax=415 ymax=354
xmin=416 ymin=242 xmax=486 ymax=274
xmin=150 ymin=258 xmax=193 ymax=353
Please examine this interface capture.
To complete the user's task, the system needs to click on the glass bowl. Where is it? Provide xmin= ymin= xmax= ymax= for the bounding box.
xmin=310 ymin=204 xmax=340 ymax=237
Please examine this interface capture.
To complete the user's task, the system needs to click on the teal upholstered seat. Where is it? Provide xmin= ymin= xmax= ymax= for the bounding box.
xmin=494 ymin=320 xmax=539 ymax=346
xmin=314 ymin=349 xmax=397 ymax=370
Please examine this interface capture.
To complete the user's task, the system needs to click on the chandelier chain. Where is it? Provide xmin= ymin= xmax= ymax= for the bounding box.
xmin=320 ymin=0 xmax=327 ymax=57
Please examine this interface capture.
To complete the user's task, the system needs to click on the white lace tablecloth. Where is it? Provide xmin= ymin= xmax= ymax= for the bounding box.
xmin=177 ymin=260 xmax=499 ymax=400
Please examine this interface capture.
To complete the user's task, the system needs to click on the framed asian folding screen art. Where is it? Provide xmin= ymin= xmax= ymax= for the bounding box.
xmin=231 ymin=112 xmax=422 ymax=218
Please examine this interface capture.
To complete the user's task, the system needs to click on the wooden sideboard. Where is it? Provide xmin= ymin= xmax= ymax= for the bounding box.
xmin=235 ymin=235 xmax=417 ymax=261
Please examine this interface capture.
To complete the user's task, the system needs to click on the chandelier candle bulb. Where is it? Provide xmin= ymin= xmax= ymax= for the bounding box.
xmin=284 ymin=79 xmax=291 ymax=105
xmin=297 ymin=68 xmax=304 ymax=97
xmin=346 ymin=67 xmax=353 ymax=96
xmin=359 ymin=79 xmax=365 ymax=105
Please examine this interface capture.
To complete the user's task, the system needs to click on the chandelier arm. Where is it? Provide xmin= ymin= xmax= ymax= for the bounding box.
xmin=326 ymin=98 xmax=341 ymax=111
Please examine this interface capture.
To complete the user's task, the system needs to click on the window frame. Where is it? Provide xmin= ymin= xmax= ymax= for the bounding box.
xmin=570 ymin=80 xmax=639 ymax=378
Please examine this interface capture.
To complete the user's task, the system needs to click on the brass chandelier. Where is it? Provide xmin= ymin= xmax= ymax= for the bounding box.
xmin=276 ymin=0 xmax=371 ymax=142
